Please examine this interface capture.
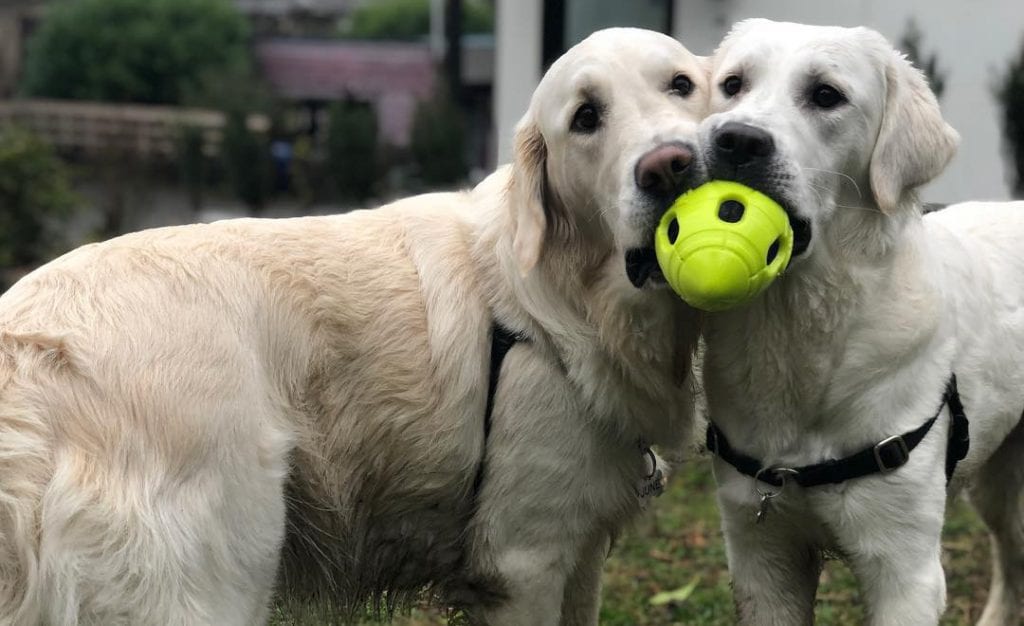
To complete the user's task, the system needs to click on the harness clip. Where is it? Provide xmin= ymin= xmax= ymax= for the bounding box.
xmin=873 ymin=435 xmax=910 ymax=472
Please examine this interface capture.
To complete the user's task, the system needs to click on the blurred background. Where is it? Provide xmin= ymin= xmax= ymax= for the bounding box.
xmin=1 ymin=0 xmax=1024 ymax=288
xmin=0 ymin=1 xmax=1022 ymax=623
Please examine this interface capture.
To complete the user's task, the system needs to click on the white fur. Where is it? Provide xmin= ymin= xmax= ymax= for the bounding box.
xmin=700 ymin=19 xmax=1024 ymax=625
xmin=0 ymin=28 xmax=707 ymax=625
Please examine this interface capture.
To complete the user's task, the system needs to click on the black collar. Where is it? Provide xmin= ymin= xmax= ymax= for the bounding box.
xmin=706 ymin=375 xmax=969 ymax=488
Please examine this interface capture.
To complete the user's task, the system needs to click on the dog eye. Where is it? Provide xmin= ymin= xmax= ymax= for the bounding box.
xmin=722 ymin=75 xmax=742 ymax=97
xmin=670 ymin=74 xmax=693 ymax=97
xmin=810 ymin=84 xmax=846 ymax=109
xmin=570 ymin=103 xmax=601 ymax=134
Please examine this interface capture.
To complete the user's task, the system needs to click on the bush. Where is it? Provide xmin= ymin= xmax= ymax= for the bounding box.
xmin=222 ymin=111 xmax=271 ymax=211
xmin=22 ymin=0 xmax=250 ymax=105
xmin=410 ymin=88 xmax=467 ymax=187
xmin=898 ymin=20 xmax=947 ymax=100
xmin=341 ymin=0 xmax=493 ymax=40
xmin=178 ymin=125 xmax=206 ymax=211
xmin=326 ymin=100 xmax=379 ymax=202
xmin=997 ymin=39 xmax=1024 ymax=197
xmin=0 ymin=126 xmax=76 ymax=267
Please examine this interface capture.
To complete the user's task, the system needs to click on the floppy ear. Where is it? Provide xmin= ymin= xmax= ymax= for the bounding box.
xmin=869 ymin=45 xmax=959 ymax=213
xmin=509 ymin=118 xmax=548 ymax=276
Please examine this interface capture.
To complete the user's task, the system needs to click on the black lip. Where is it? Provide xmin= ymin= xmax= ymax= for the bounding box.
xmin=789 ymin=214 xmax=812 ymax=256
xmin=625 ymin=247 xmax=661 ymax=288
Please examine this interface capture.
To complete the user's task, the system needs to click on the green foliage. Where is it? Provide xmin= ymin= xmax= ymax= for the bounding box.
xmin=410 ymin=88 xmax=466 ymax=187
xmin=222 ymin=111 xmax=271 ymax=211
xmin=326 ymin=100 xmax=379 ymax=202
xmin=0 ymin=126 xmax=76 ymax=267
xmin=268 ymin=459 xmax=993 ymax=624
xmin=997 ymin=38 xmax=1024 ymax=197
xmin=22 ymin=0 xmax=250 ymax=105
xmin=178 ymin=126 xmax=206 ymax=211
xmin=899 ymin=19 xmax=947 ymax=100
xmin=341 ymin=0 xmax=493 ymax=41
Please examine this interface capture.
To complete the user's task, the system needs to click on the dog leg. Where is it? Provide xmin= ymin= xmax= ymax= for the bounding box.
xmin=559 ymin=531 xmax=610 ymax=626
xmin=720 ymin=505 xmax=820 ymax=626
xmin=844 ymin=518 xmax=946 ymax=626
xmin=473 ymin=543 xmax=572 ymax=626
xmin=848 ymin=548 xmax=945 ymax=626
xmin=37 ymin=402 xmax=291 ymax=625
xmin=971 ymin=419 xmax=1024 ymax=626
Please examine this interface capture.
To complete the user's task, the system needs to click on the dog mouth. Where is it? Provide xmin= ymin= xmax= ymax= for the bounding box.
xmin=624 ymin=201 xmax=811 ymax=290
xmin=786 ymin=209 xmax=812 ymax=257
xmin=625 ymin=247 xmax=666 ymax=288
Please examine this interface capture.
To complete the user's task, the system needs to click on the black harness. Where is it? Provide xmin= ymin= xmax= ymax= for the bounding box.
xmin=471 ymin=323 xmax=523 ymax=497
xmin=706 ymin=375 xmax=970 ymax=488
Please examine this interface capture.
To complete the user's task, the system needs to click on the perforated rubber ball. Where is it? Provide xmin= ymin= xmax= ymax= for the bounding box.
xmin=654 ymin=181 xmax=793 ymax=312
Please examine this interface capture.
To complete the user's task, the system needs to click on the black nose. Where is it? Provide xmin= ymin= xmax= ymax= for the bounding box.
xmin=713 ymin=122 xmax=775 ymax=167
xmin=634 ymin=143 xmax=694 ymax=197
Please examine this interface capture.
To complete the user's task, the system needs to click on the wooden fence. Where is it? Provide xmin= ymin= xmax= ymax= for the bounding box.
xmin=0 ymin=98 xmax=269 ymax=158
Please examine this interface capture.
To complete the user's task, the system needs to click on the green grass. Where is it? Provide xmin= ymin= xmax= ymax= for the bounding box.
xmin=273 ymin=456 xmax=993 ymax=625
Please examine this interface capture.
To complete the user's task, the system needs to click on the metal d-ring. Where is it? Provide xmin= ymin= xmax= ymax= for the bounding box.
xmin=753 ymin=466 xmax=798 ymax=500
xmin=642 ymin=446 xmax=658 ymax=479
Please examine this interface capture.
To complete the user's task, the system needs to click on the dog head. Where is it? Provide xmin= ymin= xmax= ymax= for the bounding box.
xmin=701 ymin=19 xmax=959 ymax=262
xmin=509 ymin=27 xmax=710 ymax=288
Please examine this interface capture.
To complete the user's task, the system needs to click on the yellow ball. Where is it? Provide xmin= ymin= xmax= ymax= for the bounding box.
xmin=654 ymin=181 xmax=793 ymax=312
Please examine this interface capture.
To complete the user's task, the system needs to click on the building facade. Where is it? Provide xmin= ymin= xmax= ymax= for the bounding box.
xmin=496 ymin=0 xmax=1024 ymax=203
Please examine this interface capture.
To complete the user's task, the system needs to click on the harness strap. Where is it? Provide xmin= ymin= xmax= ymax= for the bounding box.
xmin=707 ymin=374 xmax=969 ymax=488
xmin=471 ymin=323 xmax=523 ymax=497
xmin=944 ymin=375 xmax=970 ymax=480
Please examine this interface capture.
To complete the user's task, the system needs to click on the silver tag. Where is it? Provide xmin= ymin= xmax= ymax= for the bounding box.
xmin=636 ymin=444 xmax=665 ymax=503
xmin=637 ymin=468 xmax=665 ymax=500
xmin=755 ymin=492 xmax=773 ymax=524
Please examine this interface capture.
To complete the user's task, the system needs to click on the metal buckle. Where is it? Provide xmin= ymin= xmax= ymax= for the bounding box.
xmin=753 ymin=466 xmax=798 ymax=490
xmin=873 ymin=435 xmax=910 ymax=472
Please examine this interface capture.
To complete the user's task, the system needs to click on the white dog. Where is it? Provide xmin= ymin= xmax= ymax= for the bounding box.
xmin=697 ymin=19 xmax=1024 ymax=625
xmin=0 ymin=28 xmax=707 ymax=625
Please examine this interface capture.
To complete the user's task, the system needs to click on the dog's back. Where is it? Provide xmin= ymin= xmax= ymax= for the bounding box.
xmin=0 ymin=195 xmax=496 ymax=623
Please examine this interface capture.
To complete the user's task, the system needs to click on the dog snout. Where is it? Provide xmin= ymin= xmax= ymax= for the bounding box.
xmin=634 ymin=143 xmax=694 ymax=198
xmin=713 ymin=122 xmax=775 ymax=167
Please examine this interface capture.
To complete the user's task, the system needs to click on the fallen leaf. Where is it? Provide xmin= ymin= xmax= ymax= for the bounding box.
xmin=648 ymin=576 xmax=701 ymax=606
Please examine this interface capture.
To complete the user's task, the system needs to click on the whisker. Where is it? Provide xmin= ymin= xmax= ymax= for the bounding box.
xmin=834 ymin=203 xmax=881 ymax=215
xmin=801 ymin=166 xmax=863 ymax=200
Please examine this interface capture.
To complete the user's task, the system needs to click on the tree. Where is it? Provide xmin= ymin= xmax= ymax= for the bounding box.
xmin=178 ymin=125 xmax=207 ymax=212
xmin=997 ymin=38 xmax=1024 ymax=197
xmin=899 ymin=19 xmax=947 ymax=100
xmin=340 ymin=0 xmax=493 ymax=41
xmin=326 ymin=100 xmax=379 ymax=202
xmin=410 ymin=86 xmax=467 ymax=187
xmin=222 ymin=111 xmax=271 ymax=212
xmin=0 ymin=126 xmax=76 ymax=268
xmin=22 ymin=0 xmax=250 ymax=105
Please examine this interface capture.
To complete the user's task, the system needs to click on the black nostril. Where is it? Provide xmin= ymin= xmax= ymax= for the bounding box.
xmin=766 ymin=238 xmax=780 ymax=265
xmin=667 ymin=217 xmax=679 ymax=244
xmin=634 ymin=143 xmax=694 ymax=195
xmin=714 ymin=122 xmax=775 ymax=166
xmin=718 ymin=199 xmax=745 ymax=223
xmin=753 ymin=139 xmax=774 ymax=157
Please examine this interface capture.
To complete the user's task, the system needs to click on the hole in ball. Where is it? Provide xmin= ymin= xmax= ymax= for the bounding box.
xmin=718 ymin=199 xmax=745 ymax=223
xmin=766 ymin=238 xmax=780 ymax=265
xmin=667 ymin=217 xmax=679 ymax=244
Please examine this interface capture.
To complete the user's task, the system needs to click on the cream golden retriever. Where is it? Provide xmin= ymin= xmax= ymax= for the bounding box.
xmin=0 ymin=28 xmax=707 ymax=625
xmin=699 ymin=18 xmax=1024 ymax=625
